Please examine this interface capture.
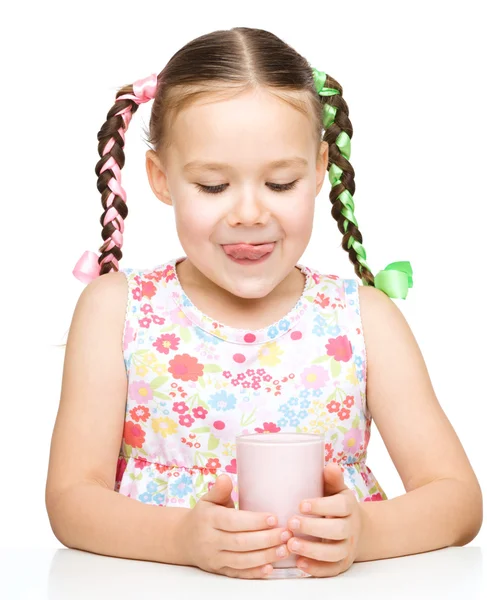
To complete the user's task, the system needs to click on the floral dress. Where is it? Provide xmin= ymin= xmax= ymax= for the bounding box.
xmin=115 ymin=256 xmax=387 ymax=509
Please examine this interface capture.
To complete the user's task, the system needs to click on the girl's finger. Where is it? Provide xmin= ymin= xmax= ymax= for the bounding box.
xmin=289 ymin=515 xmax=351 ymax=540
xmin=219 ymin=563 xmax=276 ymax=579
xmin=288 ymin=536 xmax=349 ymax=563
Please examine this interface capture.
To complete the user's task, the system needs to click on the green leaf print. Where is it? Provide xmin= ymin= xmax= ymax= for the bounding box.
xmin=198 ymin=376 xmax=206 ymax=388
xmin=304 ymin=295 xmax=316 ymax=302
xmin=311 ymin=355 xmax=331 ymax=364
xmin=192 ymin=426 xmax=211 ymax=434
xmin=337 ymin=426 xmax=348 ymax=434
xmin=180 ymin=327 xmax=192 ymax=343
xmin=355 ymin=486 xmax=364 ymax=499
xmin=189 ymin=495 xmax=197 ymax=509
xmin=150 ymin=376 xmax=169 ymax=389
xmin=352 ymin=414 xmax=360 ymax=429
xmin=195 ymin=473 xmax=204 ymax=488
xmin=208 ymin=434 xmax=220 ymax=451
xmin=204 ymin=364 xmax=223 ymax=373
xmin=123 ymin=442 xmax=132 ymax=456
xmin=153 ymin=391 xmax=172 ymax=401
xmin=331 ymin=433 xmax=338 ymax=441
xmin=330 ymin=358 xmax=341 ymax=378
xmin=368 ymin=485 xmax=378 ymax=494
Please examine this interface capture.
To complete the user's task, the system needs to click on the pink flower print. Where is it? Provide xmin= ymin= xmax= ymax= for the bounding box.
xmin=360 ymin=470 xmax=371 ymax=486
xmin=123 ymin=321 xmax=136 ymax=351
xmin=192 ymin=406 xmax=208 ymax=419
xmin=120 ymin=478 xmax=141 ymax=499
xmin=343 ymin=395 xmax=355 ymax=408
xmin=364 ymin=493 xmax=384 ymax=502
xmin=226 ymin=459 xmax=237 ymax=474
xmin=141 ymin=279 xmax=157 ymax=299
xmin=129 ymin=381 xmax=154 ymax=404
xmin=337 ymin=408 xmax=351 ymax=421
xmin=223 ymin=371 xmax=232 ymax=378
xmin=139 ymin=316 xmax=152 ymax=329
xmin=211 ymin=419 xmax=239 ymax=442
xmin=254 ymin=422 xmax=281 ymax=433
xmin=168 ymin=354 xmax=204 ymax=382
xmin=116 ymin=456 xmax=127 ymax=484
xmin=154 ymin=333 xmax=180 ymax=355
xmin=169 ymin=306 xmax=192 ymax=327
xmin=326 ymin=400 xmax=340 ymax=413
xmin=257 ymin=369 xmax=266 ymax=376
xmin=326 ymin=335 xmax=353 ymax=362
xmin=140 ymin=303 xmax=154 ymax=315
xmin=263 ymin=374 xmax=272 ymax=382
xmin=301 ymin=365 xmax=329 ymax=389
xmin=179 ymin=414 xmax=195 ymax=428
xmin=173 ymin=401 xmax=188 ymax=414
xmin=314 ymin=292 xmax=330 ymax=309
xmin=151 ymin=314 xmax=166 ymax=325
xmin=161 ymin=264 xmax=176 ymax=282
xmin=342 ymin=428 xmax=363 ymax=454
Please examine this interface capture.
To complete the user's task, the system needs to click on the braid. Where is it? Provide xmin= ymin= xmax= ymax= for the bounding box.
xmin=94 ymin=84 xmax=141 ymax=276
xmin=313 ymin=69 xmax=375 ymax=288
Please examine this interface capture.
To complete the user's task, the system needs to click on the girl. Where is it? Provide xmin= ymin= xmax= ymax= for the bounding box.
xmin=45 ymin=27 xmax=482 ymax=580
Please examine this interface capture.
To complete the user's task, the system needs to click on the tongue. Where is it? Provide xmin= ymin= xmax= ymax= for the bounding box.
xmin=222 ymin=242 xmax=275 ymax=260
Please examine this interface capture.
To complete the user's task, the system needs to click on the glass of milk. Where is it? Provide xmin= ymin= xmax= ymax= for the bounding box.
xmin=236 ymin=432 xmax=324 ymax=579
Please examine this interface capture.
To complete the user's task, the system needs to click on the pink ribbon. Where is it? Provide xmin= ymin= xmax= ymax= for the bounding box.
xmin=72 ymin=73 xmax=158 ymax=284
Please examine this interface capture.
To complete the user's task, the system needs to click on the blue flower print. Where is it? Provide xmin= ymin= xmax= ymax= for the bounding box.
xmin=181 ymin=293 xmax=193 ymax=307
xmin=267 ymin=326 xmax=279 ymax=339
xmin=278 ymin=404 xmax=290 ymax=415
xmin=278 ymin=318 xmax=290 ymax=332
xmin=299 ymin=390 xmax=310 ymax=399
xmin=286 ymin=409 xmax=297 ymax=419
xmin=289 ymin=397 xmax=299 ymax=406
xmin=314 ymin=314 xmax=327 ymax=327
xmin=355 ymin=355 xmax=363 ymax=368
xmin=327 ymin=324 xmax=340 ymax=336
xmin=169 ymin=473 xmax=193 ymax=499
xmin=346 ymin=455 xmax=356 ymax=464
xmin=153 ymin=493 xmax=166 ymax=505
xmin=278 ymin=418 xmax=288 ymax=427
xmin=289 ymin=417 xmax=300 ymax=427
xmin=344 ymin=280 xmax=356 ymax=295
xmin=209 ymin=390 xmax=237 ymax=411
xmin=312 ymin=388 xmax=323 ymax=398
xmin=298 ymin=410 xmax=308 ymax=419
xmin=299 ymin=399 xmax=311 ymax=409
xmin=195 ymin=326 xmax=222 ymax=345
xmin=312 ymin=325 xmax=326 ymax=336
xmin=147 ymin=481 xmax=158 ymax=494
xmin=138 ymin=491 xmax=153 ymax=503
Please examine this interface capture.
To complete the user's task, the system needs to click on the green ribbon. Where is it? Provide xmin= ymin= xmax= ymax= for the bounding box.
xmin=311 ymin=66 xmax=414 ymax=300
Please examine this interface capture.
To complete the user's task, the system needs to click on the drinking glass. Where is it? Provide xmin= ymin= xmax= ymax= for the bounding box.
xmin=236 ymin=432 xmax=324 ymax=579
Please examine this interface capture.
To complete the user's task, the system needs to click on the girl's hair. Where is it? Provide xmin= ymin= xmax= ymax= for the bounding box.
xmin=56 ymin=26 xmax=376 ymax=348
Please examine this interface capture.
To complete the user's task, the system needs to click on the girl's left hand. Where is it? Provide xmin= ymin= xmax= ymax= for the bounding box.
xmin=286 ymin=462 xmax=363 ymax=578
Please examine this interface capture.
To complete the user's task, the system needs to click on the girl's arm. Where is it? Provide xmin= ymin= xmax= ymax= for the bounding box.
xmin=45 ymin=273 xmax=190 ymax=565
xmin=354 ymin=286 xmax=482 ymax=562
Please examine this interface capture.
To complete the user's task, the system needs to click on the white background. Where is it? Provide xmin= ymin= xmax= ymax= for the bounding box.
xmin=1 ymin=0 xmax=485 ymax=559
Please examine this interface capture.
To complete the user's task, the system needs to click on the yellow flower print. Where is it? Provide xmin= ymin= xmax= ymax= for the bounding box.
xmin=145 ymin=352 xmax=157 ymax=365
xmin=153 ymin=363 xmax=167 ymax=375
xmin=135 ymin=364 xmax=149 ymax=377
xmin=258 ymin=341 xmax=284 ymax=367
xmin=152 ymin=416 xmax=178 ymax=438
xmin=346 ymin=362 xmax=359 ymax=386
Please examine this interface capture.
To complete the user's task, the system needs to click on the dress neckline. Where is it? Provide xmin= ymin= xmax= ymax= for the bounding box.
xmin=158 ymin=256 xmax=316 ymax=345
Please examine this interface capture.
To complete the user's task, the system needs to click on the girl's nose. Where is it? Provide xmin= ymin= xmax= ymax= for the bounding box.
xmin=226 ymin=190 xmax=271 ymax=226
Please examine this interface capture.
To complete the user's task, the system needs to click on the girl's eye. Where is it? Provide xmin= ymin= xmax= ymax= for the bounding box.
xmin=195 ymin=180 xmax=299 ymax=195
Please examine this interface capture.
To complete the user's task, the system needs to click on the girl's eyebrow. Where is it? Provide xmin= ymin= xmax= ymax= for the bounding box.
xmin=183 ymin=156 xmax=309 ymax=173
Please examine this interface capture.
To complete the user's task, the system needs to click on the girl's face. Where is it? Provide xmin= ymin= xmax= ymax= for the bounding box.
xmin=146 ymin=87 xmax=328 ymax=300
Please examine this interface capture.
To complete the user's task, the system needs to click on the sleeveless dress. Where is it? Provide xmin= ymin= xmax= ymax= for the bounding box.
xmin=114 ymin=256 xmax=387 ymax=508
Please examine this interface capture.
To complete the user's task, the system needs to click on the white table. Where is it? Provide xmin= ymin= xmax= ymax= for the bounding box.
xmin=1 ymin=546 xmax=485 ymax=599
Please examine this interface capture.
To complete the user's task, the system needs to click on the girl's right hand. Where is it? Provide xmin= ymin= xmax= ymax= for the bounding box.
xmin=176 ymin=473 xmax=293 ymax=579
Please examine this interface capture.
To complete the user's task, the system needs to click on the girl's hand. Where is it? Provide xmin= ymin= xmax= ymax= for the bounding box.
xmin=286 ymin=462 xmax=362 ymax=578
xmin=176 ymin=474 xmax=293 ymax=579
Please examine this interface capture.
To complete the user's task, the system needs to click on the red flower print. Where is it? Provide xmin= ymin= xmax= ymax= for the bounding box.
xmin=254 ymin=422 xmax=281 ymax=433
xmin=116 ymin=456 xmax=127 ymax=483
xmin=192 ymin=406 xmax=208 ymax=419
xmin=326 ymin=400 xmax=340 ymax=413
xmin=168 ymin=354 xmax=204 ymax=382
xmin=314 ymin=292 xmax=330 ymax=309
xmin=344 ymin=395 xmax=355 ymax=408
xmin=324 ymin=443 xmax=334 ymax=462
xmin=154 ymin=333 xmax=180 ymax=355
xmin=326 ymin=335 xmax=353 ymax=362
xmin=337 ymin=408 xmax=351 ymax=421
xmin=226 ymin=459 xmax=237 ymax=474
xmin=129 ymin=405 xmax=150 ymax=422
xmin=179 ymin=414 xmax=195 ymax=427
xmin=173 ymin=401 xmax=188 ymax=414
xmin=364 ymin=493 xmax=384 ymax=502
xmin=141 ymin=279 xmax=157 ymax=299
xmin=123 ymin=421 xmax=146 ymax=448
xmin=134 ymin=457 xmax=148 ymax=469
xmin=161 ymin=265 xmax=176 ymax=282
xmin=206 ymin=458 xmax=221 ymax=470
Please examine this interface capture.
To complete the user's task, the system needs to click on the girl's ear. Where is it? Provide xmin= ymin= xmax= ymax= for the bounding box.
xmin=315 ymin=141 xmax=329 ymax=196
xmin=146 ymin=149 xmax=173 ymax=206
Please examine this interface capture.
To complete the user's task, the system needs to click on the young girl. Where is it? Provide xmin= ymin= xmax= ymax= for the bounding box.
xmin=45 ymin=27 xmax=482 ymax=580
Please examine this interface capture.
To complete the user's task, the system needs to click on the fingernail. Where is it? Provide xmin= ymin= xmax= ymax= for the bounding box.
xmin=301 ymin=502 xmax=311 ymax=513
xmin=289 ymin=518 xmax=300 ymax=529
xmin=267 ymin=516 xmax=277 ymax=526
xmin=276 ymin=545 xmax=287 ymax=557
xmin=291 ymin=539 xmax=302 ymax=551
xmin=281 ymin=530 xmax=292 ymax=542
